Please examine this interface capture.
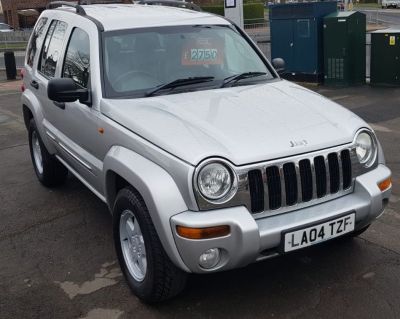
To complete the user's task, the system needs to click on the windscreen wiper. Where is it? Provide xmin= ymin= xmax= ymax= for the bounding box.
xmin=145 ymin=76 xmax=215 ymax=97
xmin=221 ymin=72 xmax=267 ymax=88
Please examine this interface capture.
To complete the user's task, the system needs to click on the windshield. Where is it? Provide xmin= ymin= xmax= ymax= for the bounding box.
xmin=102 ymin=25 xmax=275 ymax=98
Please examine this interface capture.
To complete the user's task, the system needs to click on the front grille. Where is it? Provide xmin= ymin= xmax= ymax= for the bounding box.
xmin=247 ymin=149 xmax=353 ymax=213
xmin=266 ymin=166 xmax=281 ymax=210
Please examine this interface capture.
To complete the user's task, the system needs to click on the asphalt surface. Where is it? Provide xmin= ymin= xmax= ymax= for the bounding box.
xmin=0 ymin=81 xmax=399 ymax=319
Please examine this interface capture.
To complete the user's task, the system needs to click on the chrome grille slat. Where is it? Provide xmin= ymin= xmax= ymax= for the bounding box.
xmin=341 ymin=149 xmax=353 ymax=189
xmin=283 ymin=162 xmax=298 ymax=206
xmin=314 ymin=156 xmax=327 ymax=198
xmin=324 ymin=155 xmax=331 ymax=195
xmin=328 ymin=153 xmax=340 ymax=194
xmin=299 ymin=159 xmax=313 ymax=202
xmin=295 ymin=162 xmax=303 ymax=203
xmin=310 ymin=159 xmax=318 ymax=200
xmin=248 ymin=169 xmax=264 ymax=213
xmin=337 ymin=151 xmax=344 ymax=191
xmin=279 ymin=165 xmax=286 ymax=208
xmin=266 ymin=166 xmax=281 ymax=210
xmin=262 ymin=169 xmax=270 ymax=211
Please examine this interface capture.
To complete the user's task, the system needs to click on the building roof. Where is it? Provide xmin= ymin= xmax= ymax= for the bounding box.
xmin=55 ymin=4 xmax=230 ymax=31
xmin=324 ymin=11 xmax=364 ymax=18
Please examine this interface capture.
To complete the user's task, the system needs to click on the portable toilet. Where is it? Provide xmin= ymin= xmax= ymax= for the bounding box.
xmin=323 ymin=11 xmax=366 ymax=86
xmin=269 ymin=2 xmax=337 ymax=82
xmin=370 ymin=28 xmax=400 ymax=86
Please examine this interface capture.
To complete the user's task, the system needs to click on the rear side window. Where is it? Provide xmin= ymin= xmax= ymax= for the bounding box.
xmin=39 ymin=20 xmax=68 ymax=78
xmin=62 ymin=28 xmax=90 ymax=88
xmin=26 ymin=17 xmax=48 ymax=68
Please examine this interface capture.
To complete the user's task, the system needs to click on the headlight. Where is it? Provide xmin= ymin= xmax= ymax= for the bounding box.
xmin=197 ymin=162 xmax=233 ymax=200
xmin=355 ymin=130 xmax=376 ymax=166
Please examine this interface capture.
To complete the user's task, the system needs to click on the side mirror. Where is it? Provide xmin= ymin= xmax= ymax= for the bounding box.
xmin=272 ymin=58 xmax=286 ymax=75
xmin=47 ymin=78 xmax=90 ymax=105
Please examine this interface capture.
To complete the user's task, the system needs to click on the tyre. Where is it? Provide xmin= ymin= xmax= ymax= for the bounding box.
xmin=28 ymin=119 xmax=68 ymax=187
xmin=113 ymin=187 xmax=187 ymax=303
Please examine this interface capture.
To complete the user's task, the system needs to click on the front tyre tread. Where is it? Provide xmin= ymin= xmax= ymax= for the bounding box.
xmin=113 ymin=187 xmax=187 ymax=303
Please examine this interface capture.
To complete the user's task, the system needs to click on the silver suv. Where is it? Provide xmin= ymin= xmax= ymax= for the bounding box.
xmin=22 ymin=1 xmax=392 ymax=303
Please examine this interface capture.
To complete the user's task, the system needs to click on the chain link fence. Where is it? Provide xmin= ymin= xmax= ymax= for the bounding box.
xmin=245 ymin=19 xmax=271 ymax=60
xmin=0 ymin=30 xmax=31 ymax=53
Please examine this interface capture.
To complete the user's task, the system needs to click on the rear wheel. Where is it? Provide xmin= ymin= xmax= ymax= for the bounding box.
xmin=28 ymin=119 xmax=68 ymax=187
xmin=113 ymin=187 xmax=187 ymax=303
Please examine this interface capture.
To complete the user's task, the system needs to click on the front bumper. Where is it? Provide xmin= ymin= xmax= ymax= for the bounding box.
xmin=170 ymin=164 xmax=392 ymax=273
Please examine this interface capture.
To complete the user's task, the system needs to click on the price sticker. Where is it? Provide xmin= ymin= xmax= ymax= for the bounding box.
xmin=182 ymin=38 xmax=224 ymax=65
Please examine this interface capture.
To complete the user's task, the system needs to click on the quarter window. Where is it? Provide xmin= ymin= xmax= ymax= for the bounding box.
xmin=39 ymin=20 xmax=68 ymax=78
xmin=62 ymin=28 xmax=90 ymax=88
xmin=26 ymin=17 xmax=48 ymax=67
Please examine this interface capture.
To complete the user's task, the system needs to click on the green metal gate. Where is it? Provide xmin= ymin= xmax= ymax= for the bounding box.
xmin=370 ymin=29 xmax=400 ymax=86
xmin=323 ymin=11 xmax=366 ymax=86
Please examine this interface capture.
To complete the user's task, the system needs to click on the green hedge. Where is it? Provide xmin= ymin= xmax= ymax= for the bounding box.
xmin=243 ymin=3 xmax=264 ymax=23
xmin=201 ymin=5 xmax=225 ymax=16
xmin=201 ymin=3 xmax=264 ymax=23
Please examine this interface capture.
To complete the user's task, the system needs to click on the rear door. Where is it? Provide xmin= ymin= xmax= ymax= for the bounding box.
xmin=34 ymin=19 xmax=69 ymax=130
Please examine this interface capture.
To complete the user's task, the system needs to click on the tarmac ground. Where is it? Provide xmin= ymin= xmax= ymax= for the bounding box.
xmin=0 ymin=80 xmax=399 ymax=319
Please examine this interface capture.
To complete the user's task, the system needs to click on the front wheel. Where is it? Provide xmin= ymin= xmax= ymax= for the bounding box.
xmin=113 ymin=187 xmax=187 ymax=303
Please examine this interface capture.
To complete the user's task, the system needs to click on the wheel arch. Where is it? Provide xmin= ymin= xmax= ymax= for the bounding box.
xmin=103 ymin=146 xmax=190 ymax=272
xmin=22 ymin=104 xmax=33 ymax=130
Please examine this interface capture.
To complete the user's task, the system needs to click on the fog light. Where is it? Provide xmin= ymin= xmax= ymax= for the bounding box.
xmin=199 ymin=248 xmax=221 ymax=269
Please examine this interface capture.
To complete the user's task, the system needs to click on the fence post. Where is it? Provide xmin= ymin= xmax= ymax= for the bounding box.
xmin=4 ymin=51 xmax=17 ymax=80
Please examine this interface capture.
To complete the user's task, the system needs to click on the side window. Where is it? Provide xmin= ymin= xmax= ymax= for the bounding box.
xmin=39 ymin=20 xmax=68 ymax=78
xmin=26 ymin=17 xmax=48 ymax=67
xmin=62 ymin=28 xmax=90 ymax=88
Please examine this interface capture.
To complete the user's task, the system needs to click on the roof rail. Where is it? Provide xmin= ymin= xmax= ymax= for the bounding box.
xmin=137 ymin=0 xmax=202 ymax=12
xmin=46 ymin=1 xmax=87 ymax=15
xmin=78 ymin=0 xmax=131 ymax=4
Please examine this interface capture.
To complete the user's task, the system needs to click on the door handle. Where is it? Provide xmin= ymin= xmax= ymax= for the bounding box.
xmin=30 ymin=80 xmax=39 ymax=89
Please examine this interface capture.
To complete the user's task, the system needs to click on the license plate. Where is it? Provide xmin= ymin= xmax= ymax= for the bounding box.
xmin=283 ymin=213 xmax=355 ymax=253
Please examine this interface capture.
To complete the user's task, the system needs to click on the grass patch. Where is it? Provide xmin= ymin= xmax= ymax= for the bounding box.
xmin=0 ymin=43 xmax=27 ymax=51
xmin=354 ymin=3 xmax=381 ymax=9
